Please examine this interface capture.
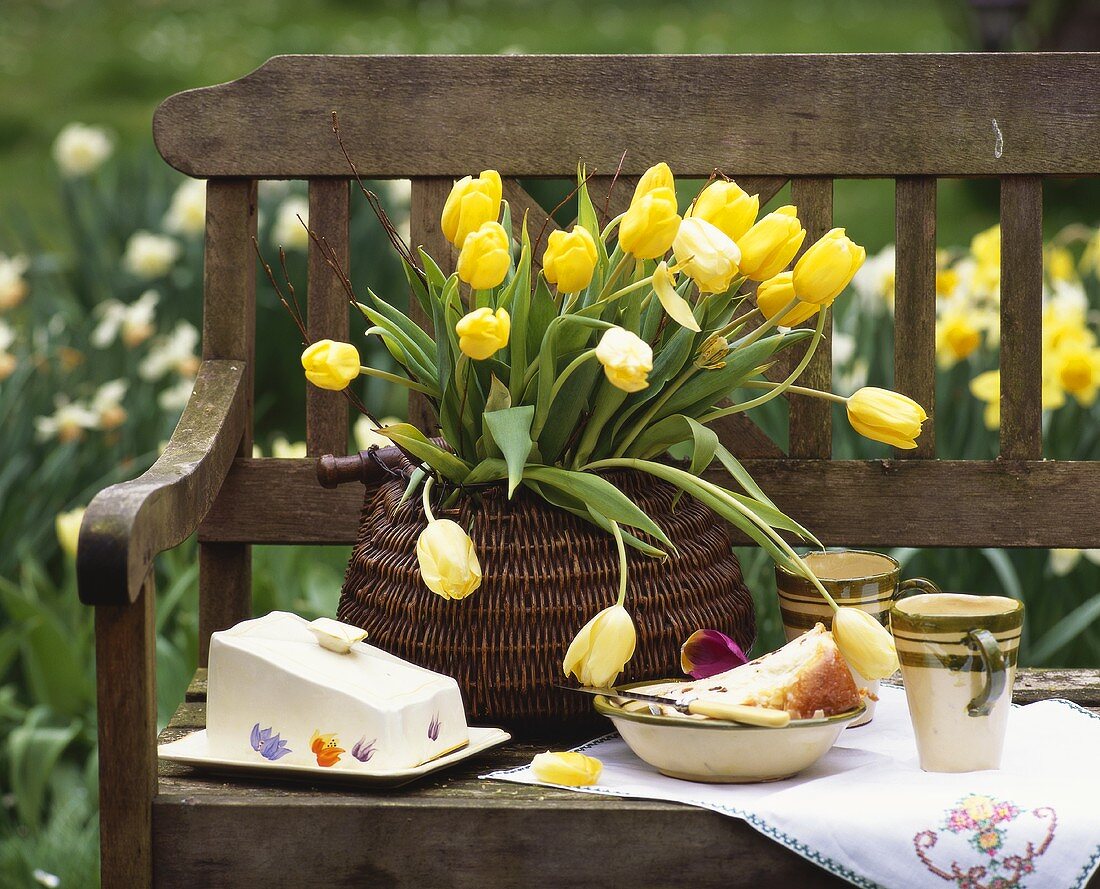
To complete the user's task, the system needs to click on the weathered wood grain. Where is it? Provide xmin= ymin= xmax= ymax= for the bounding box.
xmin=306 ymin=178 xmax=350 ymax=457
xmin=893 ymin=177 xmax=937 ymax=458
xmin=198 ymin=457 xmax=1100 ymax=548
xmin=787 ymin=178 xmax=833 ymax=458
xmin=709 ymin=408 xmax=786 ymax=459
xmin=154 ymin=54 xmax=1100 ymax=178
xmin=999 ymin=176 xmax=1044 ymax=460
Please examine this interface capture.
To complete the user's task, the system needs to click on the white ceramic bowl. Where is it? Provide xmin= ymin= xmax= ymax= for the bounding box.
xmin=594 ymin=683 xmax=865 ymax=784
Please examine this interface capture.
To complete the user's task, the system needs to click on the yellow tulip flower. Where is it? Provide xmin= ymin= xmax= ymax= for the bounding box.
xmin=687 ymin=180 xmax=759 ymax=242
xmin=563 ymin=603 xmax=637 ymax=688
xmin=595 ymin=326 xmax=652 ymax=393
xmin=832 ymin=608 xmax=898 ymax=681
xmin=631 ymin=162 xmax=674 ymax=200
xmin=456 ymin=307 xmax=510 ymax=360
xmin=441 ymin=170 xmax=502 ymax=247
xmin=792 ymin=228 xmax=867 ymax=306
xmin=301 ymin=339 xmax=361 ymax=391
xmin=55 ymin=507 xmax=85 ymax=559
xmin=416 ymin=518 xmax=482 ymax=601
xmin=531 ymin=751 xmax=603 ymax=787
xmin=672 ymin=217 xmax=741 ymax=294
xmin=457 ymin=221 xmax=511 ymax=290
xmin=619 ymin=187 xmax=680 ymax=260
xmin=755 ymin=271 xmax=821 ymax=327
xmin=652 ymin=261 xmax=700 ymax=331
xmin=846 ymin=386 xmax=927 ymax=449
xmin=543 ymin=225 xmax=598 ymax=294
xmin=736 ymin=205 xmax=806 ymax=282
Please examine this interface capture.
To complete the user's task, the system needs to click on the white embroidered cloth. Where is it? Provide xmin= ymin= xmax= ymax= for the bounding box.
xmin=485 ymin=686 xmax=1100 ymax=888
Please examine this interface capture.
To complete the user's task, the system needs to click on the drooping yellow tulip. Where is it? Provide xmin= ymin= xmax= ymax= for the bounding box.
xmin=563 ymin=603 xmax=637 ymax=688
xmin=736 ymin=205 xmax=806 ymax=282
xmin=687 ymin=180 xmax=759 ymax=242
xmin=672 ymin=217 xmax=741 ymax=294
xmin=832 ymin=608 xmax=898 ymax=680
xmin=619 ymin=187 xmax=680 ymax=260
xmin=456 ymin=221 xmax=511 ymax=290
xmin=416 ymin=518 xmax=482 ymax=601
xmin=631 ymin=162 xmax=674 ymax=200
xmin=846 ymin=387 xmax=927 ymax=450
xmin=301 ymin=339 xmax=361 ymax=391
xmin=543 ymin=225 xmax=598 ymax=294
xmin=531 ymin=751 xmax=603 ymax=786
xmin=595 ymin=326 xmax=652 ymax=393
xmin=652 ymin=261 xmax=700 ymax=331
xmin=441 ymin=170 xmax=502 ymax=247
xmin=456 ymin=307 xmax=510 ymax=360
xmin=792 ymin=228 xmax=867 ymax=306
xmin=755 ymin=271 xmax=821 ymax=327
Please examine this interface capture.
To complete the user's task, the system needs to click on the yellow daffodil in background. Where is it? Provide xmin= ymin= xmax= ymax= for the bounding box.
xmin=686 ymin=180 xmax=759 ymax=242
xmin=969 ymin=224 xmax=1001 ymax=294
xmin=456 ymin=307 xmax=510 ymax=360
xmin=632 ymin=162 xmax=674 ymax=199
xmin=970 ymin=370 xmax=1001 ymax=430
xmin=652 ymin=261 xmax=700 ymax=331
xmin=619 ymin=187 xmax=680 ymax=260
xmin=531 ymin=751 xmax=603 ymax=786
xmin=0 ymin=254 xmax=30 ymax=311
xmin=1053 ymin=344 xmax=1100 ymax=407
xmin=672 ymin=217 xmax=741 ymax=294
xmin=456 ymin=221 xmax=511 ymax=290
xmin=417 ymin=518 xmax=482 ymax=600
xmin=756 ymin=272 xmax=820 ymax=327
xmin=736 ymin=205 xmax=806 ymax=282
xmin=832 ymin=607 xmax=899 ymax=680
xmin=55 ymin=507 xmax=85 ymax=558
xmin=301 ymin=339 xmax=361 ymax=391
xmin=563 ymin=603 xmax=637 ymax=688
xmin=441 ymin=169 xmax=502 ymax=247
xmin=543 ymin=225 xmax=598 ymax=294
xmin=595 ymin=326 xmax=652 ymax=392
xmin=52 ymin=123 xmax=112 ymax=177
xmin=1045 ymin=245 xmax=1079 ymax=284
xmin=935 ymin=305 xmax=983 ymax=367
xmin=846 ymin=387 xmax=927 ymax=449
xmin=1081 ymin=228 xmax=1100 ymax=278
xmin=792 ymin=228 xmax=866 ymax=305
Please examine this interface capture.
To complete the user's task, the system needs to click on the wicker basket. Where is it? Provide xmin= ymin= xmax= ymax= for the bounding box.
xmin=337 ymin=462 xmax=755 ymax=728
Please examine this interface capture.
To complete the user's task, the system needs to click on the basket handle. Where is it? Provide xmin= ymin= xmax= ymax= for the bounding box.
xmin=316 ymin=446 xmax=409 ymax=488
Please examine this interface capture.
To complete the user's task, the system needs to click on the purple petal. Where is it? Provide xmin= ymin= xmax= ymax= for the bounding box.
xmin=268 ymin=745 xmax=293 ymax=761
xmin=680 ymin=629 xmax=748 ymax=679
xmin=250 ymin=723 xmax=261 ymax=751
xmin=351 ymin=736 xmax=377 ymax=762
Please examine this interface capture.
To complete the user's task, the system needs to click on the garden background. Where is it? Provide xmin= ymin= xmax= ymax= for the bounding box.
xmin=3 ymin=1 xmax=1100 ymax=885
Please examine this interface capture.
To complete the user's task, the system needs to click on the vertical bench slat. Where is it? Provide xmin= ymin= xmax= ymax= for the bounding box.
xmin=306 ymin=179 xmax=351 ymax=457
xmin=408 ymin=178 xmax=455 ymax=433
xmin=999 ymin=176 xmax=1044 ymax=460
xmin=893 ymin=177 xmax=938 ymax=458
xmin=788 ymin=177 xmax=834 ymax=458
xmin=198 ymin=179 xmax=257 ymax=663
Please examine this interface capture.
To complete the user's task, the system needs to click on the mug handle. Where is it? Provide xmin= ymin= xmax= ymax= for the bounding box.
xmin=895 ymin=577 xmax=940 ymax=600
xmin=966 ymin=628 xmax=1007 ymax=717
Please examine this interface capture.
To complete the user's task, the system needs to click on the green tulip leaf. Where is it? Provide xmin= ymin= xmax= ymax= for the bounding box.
xmin=483 ymin=406 xmax=535 ymax=497
xmin=380 ymin=423 xmax=471 ymax=484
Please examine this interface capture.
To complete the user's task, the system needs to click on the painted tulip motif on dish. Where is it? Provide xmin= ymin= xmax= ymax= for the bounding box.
xmin=310 ymin=730 xmax=345 ymax=768
xmin=290 ymin=161 xmax=926 ymax=686
xmin=249 ymin=723 xmax=292 ymax=761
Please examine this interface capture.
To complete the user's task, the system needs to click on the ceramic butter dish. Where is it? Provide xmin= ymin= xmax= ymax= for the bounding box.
xmin=205 ymin=611 xmax=469 ymax=771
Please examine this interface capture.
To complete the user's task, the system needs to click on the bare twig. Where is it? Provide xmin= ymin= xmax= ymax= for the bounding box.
xmin=600 ymin=149 xmax=629 ymax=223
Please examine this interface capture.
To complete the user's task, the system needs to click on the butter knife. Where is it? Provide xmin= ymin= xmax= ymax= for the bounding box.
xmin=559 ymin=685 xmax=791 ymax=727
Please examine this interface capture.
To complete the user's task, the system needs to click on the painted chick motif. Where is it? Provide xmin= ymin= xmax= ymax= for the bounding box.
xmin=309 ymin=730 xmax=345 ymax=767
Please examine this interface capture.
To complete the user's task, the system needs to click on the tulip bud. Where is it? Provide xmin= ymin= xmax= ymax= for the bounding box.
xmin=652 ymin=261 xmax=700 ymax=332
xmin=755 ymin=271 xmax=821 ymax=327
xmin=595 ymin=327 xmax=653 ymax=393
xmin=301 ymin=339 xmax=361 ymax=391
xmin=792 ymin=228 xmax=867 ymax=305
xmin=416 ymin=518 xmax=482 ymax=601
xmin=672 ymin=217 xmax=741 ymax=294
xmin=632 ymin=162 xmax=674 ymax=200
xmin=55 ymin=507 xmax=85 ymax=559
xmin=456 ymin=221 xmax=511 ymax=290
xmin=441 ymin=170 xmax=502 ymax=246
xmin=687 ymin=180 xmax=759 ymax=242
xmin=543 ymin=225 xmax=598 ymax=294
xmin=563 ymin=603 xmax=637 ymax=688
xmin=456 ymin=307 xmax=511 ymax=361
xmin=832 ymin=607 xmax=899 ymax=681
xmin=531 ymin=751 xmax=603 ymax=786
xmin=680 ymin=629 xmax=747 ymax=679
xmin=619 ymin=187 xmax=681 ymax=260
xmin=846 ymin=386 xmax=927 ymax=450
xmin=737 ymin=205 xmax=806 ymax=282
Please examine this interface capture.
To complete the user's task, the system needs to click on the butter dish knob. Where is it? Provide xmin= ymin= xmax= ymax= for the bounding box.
xmin=308 ymin=617 xmax=368 ymax=654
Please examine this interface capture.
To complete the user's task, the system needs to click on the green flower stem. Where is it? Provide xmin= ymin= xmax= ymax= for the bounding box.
xmin=699 ymin=308 xmax=828 ymax=422
xmin=358 ymin=365 xmax=437 ymax=396
xmin=531 ymin=348 xmax=599 ymax=439
xmin=732 ymin=295 xmax=801 ymax=350
xmin=611 ymin=367 xmax=698 ymax=458
xmin=610 ymin=520 xmax=628 ymax=606
xmin=740 ymin=380 xmax=849 ymax=404
xmin=722 ymin=306 xmax=760 ymax=334
xmin=600 ymin=213 xmax=625 ymax=242
xmin=595 ymin=253 xmax=634 ymax=301
xmin=421 ymin=475 xmax=436 ymax=523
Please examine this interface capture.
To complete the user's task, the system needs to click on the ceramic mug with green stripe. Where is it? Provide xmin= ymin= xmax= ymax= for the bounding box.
xmin=890 ymin=593 xmax=1024 ymax=772
xmin=775 ymin=550 xmax=939 ymax=727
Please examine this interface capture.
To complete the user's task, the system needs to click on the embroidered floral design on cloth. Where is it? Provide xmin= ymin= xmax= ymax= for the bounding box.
xmin=249 ymin=723 xmax=291 ymax=761
xmin=310 ymin=730 xmax=345 ymax=767
xmin=914 ymin=794 xmax=1057 ymax=888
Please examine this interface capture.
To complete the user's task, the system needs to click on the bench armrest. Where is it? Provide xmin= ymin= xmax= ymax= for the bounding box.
xmin=77 ymin=360 xmax=247 ymax=606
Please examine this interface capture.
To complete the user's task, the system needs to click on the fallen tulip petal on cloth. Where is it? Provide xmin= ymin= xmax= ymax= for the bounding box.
xmin=485 ymin=686 xmax=1100 ymax=889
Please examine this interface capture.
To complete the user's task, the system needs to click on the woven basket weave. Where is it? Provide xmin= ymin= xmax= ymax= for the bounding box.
xmin=337 ymin=465 xmax=755 ymax=727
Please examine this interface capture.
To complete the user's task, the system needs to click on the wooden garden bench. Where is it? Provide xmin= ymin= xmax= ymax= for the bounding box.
xmin=77 ymin=54 xmax=1100 ymax=888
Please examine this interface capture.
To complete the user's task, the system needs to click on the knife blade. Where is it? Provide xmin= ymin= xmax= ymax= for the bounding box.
xmin=558 ymin=685 xmax=791 ymax=727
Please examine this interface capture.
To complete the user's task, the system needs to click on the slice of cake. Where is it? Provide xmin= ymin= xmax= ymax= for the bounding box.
xmin=206 ymin=611 xmax=469 ymax=770
xmin=640 ymin=624 xmax=862 ymax=720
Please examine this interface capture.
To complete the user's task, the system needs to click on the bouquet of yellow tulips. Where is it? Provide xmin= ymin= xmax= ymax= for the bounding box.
xmin=299 ymin=162 xmax=927 ymax=687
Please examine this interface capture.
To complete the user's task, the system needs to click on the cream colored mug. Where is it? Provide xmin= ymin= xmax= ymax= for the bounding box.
xmin=890 ymin=593 xmax=1024 ymax=772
